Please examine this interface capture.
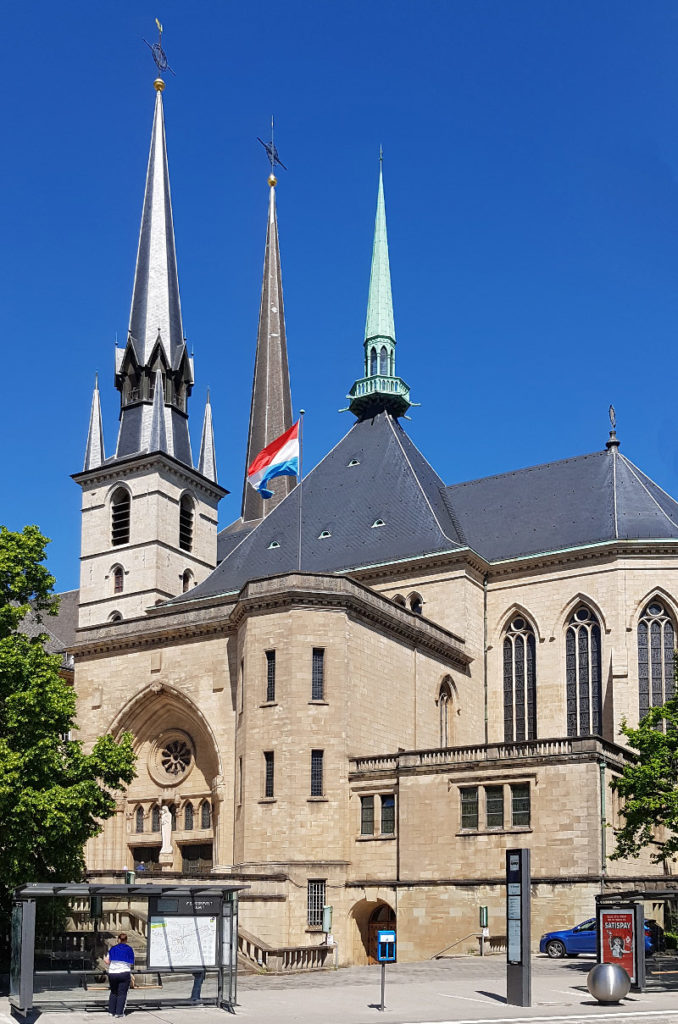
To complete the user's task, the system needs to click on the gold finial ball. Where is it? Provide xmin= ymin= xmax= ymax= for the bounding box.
xmin=268 ymin=173 xmax=277 ymax=187
xmin=154 ymin=78 xmax=166 ymax=92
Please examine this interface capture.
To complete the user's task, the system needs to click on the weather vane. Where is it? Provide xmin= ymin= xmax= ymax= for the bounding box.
xmin=144 ymin=18 xmax=175 ymax=76
xmin=258 ymin=116 xmax=287 ymax=174
xmin=609 ymin=404 xmax=616 ymax=430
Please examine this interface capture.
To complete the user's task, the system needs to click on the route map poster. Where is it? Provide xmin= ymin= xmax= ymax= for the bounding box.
xmin=599 ymin=910 xmax=635 ymax=982
xmin=148 ymin=914 xmax=218 ymax=969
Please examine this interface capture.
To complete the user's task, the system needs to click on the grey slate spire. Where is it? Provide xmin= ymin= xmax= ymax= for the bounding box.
xmin=198 ymin=389 xmax=218 ymax=483
xmin=114 ymin=79 xmax=194 ymax=466
xmin=148 ymin=369 xmax=168 ymax=451
xmin=241 ymin=178 xmax=294 ymax=522
xmin=83 ymin=374 xmax=105 ymax=470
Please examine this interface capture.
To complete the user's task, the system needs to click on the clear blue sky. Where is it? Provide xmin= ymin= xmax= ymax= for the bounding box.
xmin=2 ymin=1 xmax=678 ymax=591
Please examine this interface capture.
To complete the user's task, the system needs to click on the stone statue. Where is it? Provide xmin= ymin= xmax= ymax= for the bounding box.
xmin=160 ymin=805 xmax=172 ymax=854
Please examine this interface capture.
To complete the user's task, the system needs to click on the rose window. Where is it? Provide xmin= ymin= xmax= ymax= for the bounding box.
xmin=161 ymin=739 xmax=192 ymax=776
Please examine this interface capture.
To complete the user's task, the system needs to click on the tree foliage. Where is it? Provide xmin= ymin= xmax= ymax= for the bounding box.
xmin=611 ymin=691 xmax=678 ymax=864
xmin=0 ymin=526 xmax=136 ymax=930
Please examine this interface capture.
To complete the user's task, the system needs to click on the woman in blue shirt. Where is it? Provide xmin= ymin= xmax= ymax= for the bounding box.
xmin=105 ymin=932 xmax=135 ymax=1017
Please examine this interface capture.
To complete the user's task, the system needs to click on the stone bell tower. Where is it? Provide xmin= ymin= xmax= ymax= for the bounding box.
xmin=73 ymin=77 xmax=226 ymax=628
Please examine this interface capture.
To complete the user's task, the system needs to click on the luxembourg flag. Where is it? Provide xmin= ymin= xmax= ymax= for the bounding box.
xmin=247 ymin=421 xmax=300 ymax=499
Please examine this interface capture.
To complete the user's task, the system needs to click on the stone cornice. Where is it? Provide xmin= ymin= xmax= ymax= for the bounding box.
xmin=229 ymin=573 xmax=470 ymax=668
xmin=72 ymin=450 xmax=228 ymax=501
xmin=71 ymin=571 xmax=470 ymax=667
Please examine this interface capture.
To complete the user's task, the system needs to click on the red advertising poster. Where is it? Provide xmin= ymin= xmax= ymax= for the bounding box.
xmin=600 ymin=910 xmax=635 ymax=982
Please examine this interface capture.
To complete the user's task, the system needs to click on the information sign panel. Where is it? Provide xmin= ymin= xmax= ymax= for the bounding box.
xmin=599 ymin=909 xmax=636 ymax=983
xmin=148 ymin=914 xmax=217 ymax=970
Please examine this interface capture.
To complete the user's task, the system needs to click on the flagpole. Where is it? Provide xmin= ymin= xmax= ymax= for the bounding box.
xmin=297 ymin=410 xmax=305 ymax=571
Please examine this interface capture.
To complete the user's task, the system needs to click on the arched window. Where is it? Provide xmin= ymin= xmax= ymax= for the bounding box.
xmin=393 ymin=594 xmax=406 ymax=607
xmin=179 ymin=495 xmax=194 ymax=553
xmin=113 ymin=566 xmax=124 ymax=594
xmin=566 ymin=606 xmax=602 ymax=737
xmin=390 ymin=351 xmax=394 ymax=375
xmin=409 ymin=593 xmax=423 ymax=615
xmin=184 ymin=802 xmax=194 ymax=831
xmin=151 ymin=805 xmax=160 ymax=832
xmin=370 ymin=347 xmax=377 ymax=375
xmin=111 ymin=488 xmax=130 ymax=546
xmin=182 ymin=569 xmax=193 ymax=593
xmin=379 ymin=346 xmax=388 ymax=375
xmin=638 ymin=600 xmax=676 ymax=719
xmin=200 ymin=801 xmax=211 ymax=830
xmin=135 ymin=807 xmax=144 ymax=833
xmin=108 ymin=611 xmax=122 ymax=622
xmin=438 ymin=678 xmax=453 ymax=747
xmin=503 ymin=616 xmax=537 ymax=742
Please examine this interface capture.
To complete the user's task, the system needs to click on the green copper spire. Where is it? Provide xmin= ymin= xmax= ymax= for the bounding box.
xmin=348 ymin=155 xmax=412 ymax=419
xmin=364 ymin=156 xmax=396 ymax=346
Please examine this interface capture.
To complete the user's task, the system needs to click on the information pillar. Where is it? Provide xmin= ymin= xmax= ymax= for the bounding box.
xmin=506 ymin=848 xmax=531 ymax=1006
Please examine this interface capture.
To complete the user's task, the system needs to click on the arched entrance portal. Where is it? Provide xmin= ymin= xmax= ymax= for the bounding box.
xmin=368 ymin=903 xmax=396 ymax=964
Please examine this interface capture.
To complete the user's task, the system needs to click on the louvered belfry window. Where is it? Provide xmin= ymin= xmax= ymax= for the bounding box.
xmin=566 ymin=606 xmax=602 ymax=737
xmin=638 ymin=600 xmax=676 ymax=719
xmin=179 ymin=495 xmax=194 ymax=552
xmin=111 ymin=488 xmax=130 ymax=546
xmin=503 ymin=617 xmax=537 ymax=742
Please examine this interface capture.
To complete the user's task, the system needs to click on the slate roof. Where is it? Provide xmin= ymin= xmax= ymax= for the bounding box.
xmin=20 ymin=589 xmax=79 ymax=668
xmin=445 ymin=449 xmax=678 ymax=562
xmin=178 ymin=411 xmax=465 ymax=602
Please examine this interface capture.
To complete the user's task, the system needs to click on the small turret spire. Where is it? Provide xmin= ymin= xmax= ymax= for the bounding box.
xmin=347 ymin=155 xmax=412 ymax=419
xmin=83 ymin=373 xmax=105 ymax=470
xmin=241 ymin=161 xmax=294 ymax=522
xmin=148 ymin=370 xmax=168 ymax=451
xmin=198 ymin=389 xmax=218 ymax=482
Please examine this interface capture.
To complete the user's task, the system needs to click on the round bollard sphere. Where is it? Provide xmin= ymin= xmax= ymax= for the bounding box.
xmin=587 ymin=963 xmax=631 ymax=1003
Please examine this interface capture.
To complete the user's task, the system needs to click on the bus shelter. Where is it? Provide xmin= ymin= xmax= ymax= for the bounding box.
xmin=10 ymin=881 xmax=248 ymax=1016
xmin=596 ymin=887 xmax=678 ymax=993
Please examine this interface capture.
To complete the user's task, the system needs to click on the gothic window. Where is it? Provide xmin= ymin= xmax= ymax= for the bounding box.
xmin=389 ymin=351 xmax=394 ymax=375
xmin=638 ymin=600 xmax=676 ymax=719
xmin=111 ymin=488 xmax=130 ymax=546
xmin=151 ymin=805 xmax=160 ymax=832
xmin=566 ymin=606 xmax=602 ymax=737
xmin=113 ymin=566 xmax=124 ymax=594
xmin=438 ymin=678 xmax=453 ymax=747
xmin=379 ymin=346 xmax=388 ymax=374
xmin=182 ymin=569 xmax=193 ymax=593
xmin=135 ymin=807 xmax=144 ymax=833
xmin=179 ymin=495 xmax=194 ymax=552
xmin=503 ymin=616 xmax=537 ymax=742
xmin=200 ymin=801 xmax=212 ymax=830
xmin=370 ymin=347 xmax=377 ymax=375
xmin=184 ymin=802 xmax=194 ymax=831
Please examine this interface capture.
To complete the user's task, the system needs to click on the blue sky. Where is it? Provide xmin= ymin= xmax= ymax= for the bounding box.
xmin=2 ymin=1 xmax=678 ymax=591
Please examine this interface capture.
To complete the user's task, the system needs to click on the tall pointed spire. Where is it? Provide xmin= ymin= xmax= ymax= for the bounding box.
xmin=114 ymin=79 xmax=194 ymax=466
xmin=83 ymin=374 xmax=105 ymax=470
xmin=365 ymin=151 xmax=396 ymax=347
xmin=198 ymin=390 xmax=218 ymax=483
xmin=241 ymin=175 xmax=294 ymax=522
xmin=347 ymin=155 xmax=411 ymax=419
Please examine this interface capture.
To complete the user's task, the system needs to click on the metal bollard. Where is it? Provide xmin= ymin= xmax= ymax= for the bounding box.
xmin=586 ymin=963 xmax=631 ymax=1003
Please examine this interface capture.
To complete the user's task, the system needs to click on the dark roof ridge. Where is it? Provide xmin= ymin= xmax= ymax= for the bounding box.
xmin=617 ymin=452 xmax=678 ymax=532
xmin=386 ymin=416 xmax=460 ymax=548
xmin=447 ymin=449 xmax=607 ymax=490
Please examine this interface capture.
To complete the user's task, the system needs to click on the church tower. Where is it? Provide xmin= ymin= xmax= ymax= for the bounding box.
xmin=240 ymin=169 xmax=294 ymax=523
xmin=73 ymin=78 xmax=227 ymax=627
xmin=347 ymin=156 xmax=412 ymax=419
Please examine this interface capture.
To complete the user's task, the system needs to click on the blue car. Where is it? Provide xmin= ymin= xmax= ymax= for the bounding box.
xmin=539 ymin=917 xmax=655 ymax=959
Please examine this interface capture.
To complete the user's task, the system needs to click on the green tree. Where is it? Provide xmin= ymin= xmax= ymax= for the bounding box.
xmin=611 ymin=691 xmax=678 ymax=864
xmin=0 ymin=525 xmax=136 ymax=944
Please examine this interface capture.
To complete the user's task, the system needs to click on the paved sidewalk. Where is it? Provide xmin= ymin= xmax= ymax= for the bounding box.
xmin=2 ymin=957 xmax=678 ymax=1024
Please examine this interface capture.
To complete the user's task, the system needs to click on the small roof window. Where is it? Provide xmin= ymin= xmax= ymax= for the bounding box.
xmin=268 ymin=541 xmax=280 ymax=550
xmin=348 ymin=459 xmax=360 ymax=467
xmin=318 ymin=530 xmax=332 ymax=540
xmin=371 ymin=519 xmax=385 ymax=528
